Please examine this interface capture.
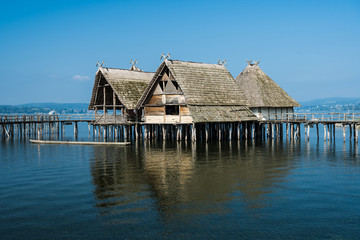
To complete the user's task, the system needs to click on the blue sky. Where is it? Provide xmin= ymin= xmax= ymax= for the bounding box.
xmin=0 ymin=0 xmax=359 ymax=104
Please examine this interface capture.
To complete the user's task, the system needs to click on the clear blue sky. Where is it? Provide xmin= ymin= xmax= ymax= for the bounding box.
xmin=1 ymin=0 xmax=359 ymax=104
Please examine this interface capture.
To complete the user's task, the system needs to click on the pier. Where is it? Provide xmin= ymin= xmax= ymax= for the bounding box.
xmin=0 ymin=114 xmax=93 ymax=139
xmin=1 ymin=112 xmax=359 ymax=143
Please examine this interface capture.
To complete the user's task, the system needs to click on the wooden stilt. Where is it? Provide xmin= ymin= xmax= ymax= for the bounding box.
xmin=286 ymin=123 xmax=289 ymax=139
xmin=353 ymin=124 xmax=356 ymax=142
xmin=74 ymin=122 xmax=78 ymax=138
xmin=245 ymin=122 xmax=248 ymax=139
xmin=218 ymin=123 xmax=221 ymax=141
xmin=162 ymin=125 xmax=166 ymax=140
xmin=205 ymin=123 xmax=209 ymax=142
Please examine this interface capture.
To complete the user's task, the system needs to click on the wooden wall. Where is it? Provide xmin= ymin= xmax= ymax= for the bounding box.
xmin=143 ymin=67 xmax=192 ymax=124
xmin=144 ymin=106 xmax=193 ymax=124
xmin=147 ymin=94 xmax=185 ymax=105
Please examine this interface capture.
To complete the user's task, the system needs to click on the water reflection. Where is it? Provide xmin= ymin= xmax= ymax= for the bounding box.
xmin=90 ymin=140 xmax=306 ymax=222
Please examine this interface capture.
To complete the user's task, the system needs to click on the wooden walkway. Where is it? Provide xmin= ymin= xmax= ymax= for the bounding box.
xmin=0 ymin=114 xmax=94 ymax=138
xmin=1 ymin=113 xmax=359 ymax=142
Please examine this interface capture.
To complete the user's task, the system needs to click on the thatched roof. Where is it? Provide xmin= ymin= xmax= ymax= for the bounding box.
xmin=188 ymin=105 xmax=256 ymax=123
xmin=235 ymin=64 xmax=300 ymax=108
xmin=89 ymin=67 xmax=154 ymax=110
xmin=138 ymin=59 xmax=257 ymax=122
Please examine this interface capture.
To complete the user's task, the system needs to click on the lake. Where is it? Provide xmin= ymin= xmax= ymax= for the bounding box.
xmin=1 ymin=123 xmax=359 ymax=239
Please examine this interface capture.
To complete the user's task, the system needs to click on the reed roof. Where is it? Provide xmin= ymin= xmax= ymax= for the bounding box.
xmin=235 ymin=64 xmax=300 ymax=108
xmin=89 ymin=67 xmax=154 ymax=110
xmin=169 ymin=60 xmax=250 ymax=106
xmin=138 ymin=59 xmax=257 ymax=122
xmin=188 ymin=105 xmax=256 ymax=123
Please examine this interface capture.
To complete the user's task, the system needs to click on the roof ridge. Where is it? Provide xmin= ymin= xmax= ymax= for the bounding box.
xmin=99 ymin=67 xmax=154 ymax=74
xmin=166 ymin=59 xmax=225 ymax=66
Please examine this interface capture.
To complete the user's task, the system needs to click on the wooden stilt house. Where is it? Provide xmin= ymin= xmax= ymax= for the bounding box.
xmin=88 ymin=66 xmax=154 ymax=124
xmin=136 ymin=59 xmax=257 ymax=141
xmin=235 ymin=61 xmax=300 ymax=120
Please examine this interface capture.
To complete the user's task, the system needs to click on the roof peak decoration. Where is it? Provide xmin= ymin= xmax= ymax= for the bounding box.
xmin=129 ymin=59 xmax=142 ymax=71
xmin=246 ymin=60 xmax=260 ymax=66
xmin=96 ymin=61 xmax=106 ymax=67
xmin=217 ymin=59 xmax=227 ymax=66
xmin=160 ymin=53 xmax=171 ymax=61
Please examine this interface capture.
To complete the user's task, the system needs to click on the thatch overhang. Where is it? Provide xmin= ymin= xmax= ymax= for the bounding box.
xmin=188 ymin=105 xmax=256 ymax=123
xmin=137 ymin=59 xmax=257 ymax=122
xmin=89 ymin=67 xmax=154 ymax=110
xmin=235 ymin=64 xmax=301 ymax=108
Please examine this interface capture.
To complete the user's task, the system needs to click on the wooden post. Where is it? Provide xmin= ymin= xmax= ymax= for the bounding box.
xmin=124 ymin=125 xmax=127 ymax=142
xmin=349 ymin=124 xmax=352 ymax=141
xmin=324 ymin=124 xmax=327 ymax=141
xmin=205 ymin=123 xmax=209 ymax=142
xmin=162 ymin=125 xmax=166 ymax=140
xmin=353 ymin=124 xmax=357 ymax=142
xmin=103 ymin=86 xmax=107 ymax=123
xmin=113 ymin=92 xmax=116 ymax=124
xmin=237 ymin=123 xmax=240 ymax=140
xmin=176 ymin=125 xmax=180 ymax=141
xmin=326 ymin=124 xmax=331 ymax=141
xmin=114 ymin=126 xmax=118 ymax=141
xmin=293 ymin=124 xmax=296 ymax=140
xmin=192 ymin=123 xmax=196 ymax=142
xmin=307 ymin=124 xmax=310 ymax=140
xmin=297 ymin=123 xmax=301 ymax=139
xmin=285 ymin=123 xmax=289 ymax=139
xmin=74 ymin=122 xmax=78 ymax=139
xmin=218 ymin=123 xmax=221 ymax=141
xmin=135 ymin=124 xmax=138 ymax=141
xmin=144 ymin=125 xmax=148 ymax=140
xmin=245 ymin=122 xmax=248 ymax=139
xmin=251 ymin=123 xmax=255 ymax=139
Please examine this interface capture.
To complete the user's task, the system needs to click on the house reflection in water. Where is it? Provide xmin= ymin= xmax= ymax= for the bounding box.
xmin=90 ymin=141 xmax=299 ymax=222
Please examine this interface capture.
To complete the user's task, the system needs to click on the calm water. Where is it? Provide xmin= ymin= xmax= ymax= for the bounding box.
xmin=1 ymin=124 xmax=360 ymax=239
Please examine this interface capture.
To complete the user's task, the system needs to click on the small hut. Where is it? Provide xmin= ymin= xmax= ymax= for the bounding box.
xmin=136 ymin=59 xmax=257 ymax=140
xmin=235 ymin=61 xmax=300 ymax=119
xmin=88 ymin=66 xmax=154 ymax=124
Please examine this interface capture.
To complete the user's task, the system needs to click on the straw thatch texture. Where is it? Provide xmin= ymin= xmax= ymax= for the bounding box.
xmin=235 ymin=64 xmax=300 ymax=107
xmin=167 ymin=60 xmax=250 ymax=106
xmin=139 ymin=60 xmax=257 ymax=122
xmin=89 ymin=67 xmax=154 ymax=110
xmin=188 ymin=105 xmax=256 ymax=123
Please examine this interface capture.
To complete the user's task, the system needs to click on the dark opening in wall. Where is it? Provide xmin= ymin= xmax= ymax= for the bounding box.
xmin=165 ymin=105 xmax=179 ymax=115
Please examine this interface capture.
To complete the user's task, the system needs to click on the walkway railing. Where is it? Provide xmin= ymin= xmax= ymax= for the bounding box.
xmin=0 ymin=114 xmax=95 ymax=123
xmin=258 ymin=112 xmax=360 ymax=122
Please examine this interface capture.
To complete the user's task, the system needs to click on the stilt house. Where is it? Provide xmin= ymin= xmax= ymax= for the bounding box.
xmin=137 ymin=59 xmax=257 ymax=125
xmin=235 ymin=61 xmax=300 ymax=119
xmin=88 ymin=66 xmax=154 ymax=124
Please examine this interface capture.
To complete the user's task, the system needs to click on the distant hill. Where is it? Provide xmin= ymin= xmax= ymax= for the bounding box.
xmin=299 ymin=97 xmax=360 ymax=106
xmin=297 ymin=97 xmax=360 ymax=112
xmin=0 ymin=103 xmax=89 ymax=114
